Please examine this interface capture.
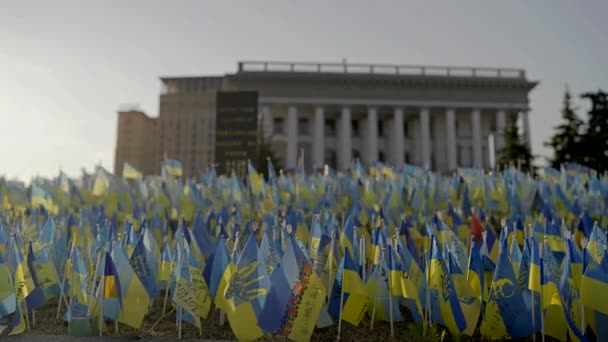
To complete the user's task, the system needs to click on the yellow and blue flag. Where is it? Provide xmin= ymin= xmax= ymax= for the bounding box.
xmin=122 ymin=162 xmax=143 ymax=180
xmin=171 ymin=240 xmax=201 ymax=329
xmin=428 ymin=235 xmax=472 ymax=336
xmin=480 ymin=233 xmax=535 ymax=339
xmin=367 ymin=247 xmax=403 ymax=323
xmin=97 ymin=252 xmax=122 ymax=321
xmin=224 ymin=234 xmax=269 ymax=342
xmin=162 ymin=158 xmax=183 ymax=178
xmin=328 ymin=247 xmax=369 ymax=326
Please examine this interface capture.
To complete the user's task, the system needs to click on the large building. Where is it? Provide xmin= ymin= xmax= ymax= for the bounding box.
xmin=114 ymin=61 xmax=538 ymax=177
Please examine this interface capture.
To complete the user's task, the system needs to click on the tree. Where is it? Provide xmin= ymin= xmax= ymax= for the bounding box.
xmin=580 ymin=90 xmax=608 ymax=171
xmin=257 ymin=141 xmax=281 ymax=179
xmin=497 ymin=113 xmax=535 ymax=173
xmin=544 ymin=88 xmax=584 ymax=168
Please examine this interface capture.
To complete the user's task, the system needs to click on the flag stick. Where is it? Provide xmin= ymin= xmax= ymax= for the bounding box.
xmin=540 ymin=238 xmax=545 ymax=342
xmin=67 ymin=289 xmax=74 ymax=334
xmin=56 ymin=278 xmax=67 ymax=319
xmin=527 ymin=225 xmax=536 ymax=342
xmin=162 ymin=248 xmax=176 ymax=316
xmin=369 ymin=265 xmax=380 ymax=330
xmin=360 ymin=234 xmax=366 ymax=283
xmin=424 ymin=249 xmax=431 ymax=337
xmin=178 ymin=307 xmax=183 ymax=339
xmin=337 ymin=269 xmax=345 ymax=341
xmin=86 ymin=250 xmax=103 ymax=317
xmin=98 ymin=262 xmax=105 ymax=337
xmin=386 ymin=247 xmax=394 ymax=338
xmin=50 ymin=252 xmax=71 ymax=318
xmin=32 ymin=309 xmax=35 ymax=327
xmin=22 ymin=300 xmax=31 ymax=332
xmin=327 ymin=231 xmax=335 ymax=304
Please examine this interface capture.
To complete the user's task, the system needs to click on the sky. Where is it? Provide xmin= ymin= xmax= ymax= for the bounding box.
xmin=1 ymin=0 xmax=607 ymax=181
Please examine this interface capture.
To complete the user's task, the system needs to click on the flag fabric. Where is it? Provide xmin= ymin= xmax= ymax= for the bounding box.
xmin=224 ymin=234 xmax=268 ymax=342
xmin=480 ymin=232 xmax=535 ymax=339
xmin=123 ymin=162 xmax=143 ymax=180
xmin=163 ymin=159 xmax=183 ymax=177
xmin=328 ymin=247 xmax=369 ymax=326
xmin=171 ymin=239 xmax=201 ymax=329
xmin=428 ymin=235 xmax=471 ymax=336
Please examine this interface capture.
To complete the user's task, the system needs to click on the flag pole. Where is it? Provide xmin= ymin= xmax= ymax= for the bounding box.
xmin=327 ymin=231 xmax=336 ymax=304
xmin=98 ymin=254 xmax=105 ymax=337
xmin=527 ymin=225 xmax=536 ymax=342
xmin=360 ymin=232 xmax=366 ymax=283
xmin=54 ymin=239 xmax=75 ymax=319
xmin=369 ymin=260 xmax=380 ymax=330
xmin=384 ymin=245 xmax=394 ymax=337
xmin=581 ymin=237 xmax=587 ymax=335
xmin=337 ymin=262 xmax=345 ymax=341
xmin=540 ymin=237 xmax=546 ymax=342
xmin=424 ymin=246 xmax=431 ymax=337
xmin=67 ymin=254 xmax=76 ymax=335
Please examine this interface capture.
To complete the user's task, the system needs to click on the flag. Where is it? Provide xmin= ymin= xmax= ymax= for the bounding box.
xmin=428 ymin=235 xmax=469 ymax=336
xmin=391 ymin=242 xmax=424 ymax=321
xmin=122 ymin=162 xmax=143 ymax=180
xmin=207 ymin=236 xmax=235 ymax=311
xmin=171 ymin=240 xmax=201 ymax=329
xmin=328 ymin=248 xmax=369 ymax=326
xmin=467 ymin=237 xmax=487 ymax=302
xmin=471 ymin=213 xmax=483 ymax=245
xmin=224 ymin=234 xmax=269 ymax=341
xmin=31 ymin=182 xmax=59 ymax=215
xmin=129 ymin=237 xmax=159 ymax=299
xmin=581 ymin=249 xmax=608 ymax=316
xmin=480 ymin=233 xmax=535 ymax=339
xmin=0 ymin=255 xmax=16 ymax=318
xmin=163 ymin=159 xmax=183 ymax=177
xmin=98 ymin=252 xmax=122 ymax=320
xmin=367 ymin=247 xmax=403 ymax=323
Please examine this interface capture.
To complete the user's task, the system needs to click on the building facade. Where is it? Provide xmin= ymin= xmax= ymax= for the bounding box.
xmin=114 ymin=61 xmax=538 ymax=177
xmin=114 ymin=109 xmax=159 ymax=176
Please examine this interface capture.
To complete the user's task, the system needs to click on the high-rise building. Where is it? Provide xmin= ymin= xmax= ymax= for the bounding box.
xmin=114 ymin=61 xmax=538 ymax=177
xmin=114 ymin=109 xmax=159 ymax=176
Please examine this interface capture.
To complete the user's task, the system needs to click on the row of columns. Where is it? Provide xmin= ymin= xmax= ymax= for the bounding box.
xmin=264 ymin=104 xmax=527 ymax=171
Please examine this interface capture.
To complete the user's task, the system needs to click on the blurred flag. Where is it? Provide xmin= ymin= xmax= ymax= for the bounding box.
xmin=122 ymin=162 xmax=143 ymax=180
xmin=163 ymin=159 xmax=183 ymax=178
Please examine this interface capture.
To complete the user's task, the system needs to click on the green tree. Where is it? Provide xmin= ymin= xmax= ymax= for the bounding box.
xmin=580 ymin=90 xmax=608 ymax=171
xmin=498 ymin=113 xmax=535 ymax=173
xmin=545 ymin=88 xmax=584 ymax=168
xmin=257 ymin=141 xmax=280 ymax=179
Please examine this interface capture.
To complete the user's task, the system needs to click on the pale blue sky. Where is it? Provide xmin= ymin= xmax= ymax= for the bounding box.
xmin=1 ymin=1 xmax=607 ymax=180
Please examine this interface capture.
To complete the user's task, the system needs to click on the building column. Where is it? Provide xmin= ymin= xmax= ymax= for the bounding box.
xmin=495 ymin=109 xmax=506 ymax=153
xmin=521 ymin=110 xmax=531 ymax=148
xmin=392 ymin=107 xmax=405 ymax=167
xmin=471 ymin=109 xmax=482 ymax=168
xmin=420 ymin=107 xmax=431 ymax=170
xmin=365 ymin=106 xmax=378 ymax=166
xmin=261 ymin=104 xmax=272 ymax=143
xmin=286 ymin=105 xmax=298 ymax=169
xmin=312 ymin=106 xmax=325 ymax=170
xmin=338 ymin=106 xmax=352 ymax=170
xmin=445 ymin=108 xmax=457 ymax=171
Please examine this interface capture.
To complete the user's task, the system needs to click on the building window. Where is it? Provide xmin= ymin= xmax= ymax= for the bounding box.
xmin=325 ymin=119 xmax=336 ymax=136
xmin=274 ymin=118 xmax=284 ymax=134
xmin=298 ymin=118 xmax=310 ymax=136
xmin=352 ymin=149 xmax=361 ymax=160
xmin=404 ymin=151 xmax=410 ymax=164
xmin=403 ymin=120 xmax=409 ymax=138
xmin=352 ymin=120 xmax=359 ymax=137
xmin=378 ymin=120 xmax=384 ymax=137
xmin=378 ymin=150 xmax=385 ymax=162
